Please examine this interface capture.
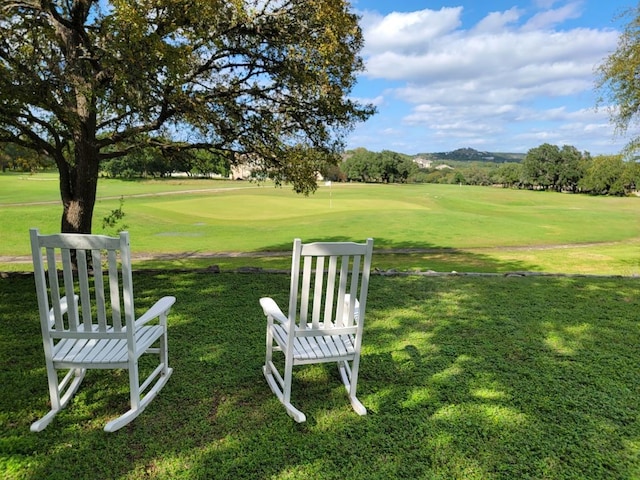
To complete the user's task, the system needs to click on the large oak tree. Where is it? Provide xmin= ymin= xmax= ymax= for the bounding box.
xmin=0 ymin=0 xmax=374 ymax=233
xmin=521 ymin=143 xmax=589 ymax=192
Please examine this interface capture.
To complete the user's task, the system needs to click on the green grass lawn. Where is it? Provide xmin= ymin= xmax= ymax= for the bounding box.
xmin=2 ymin=271 xmax=639 ymax=479
xmin=2 ymin=175 xmax=640 ymax=478
xmin=2 ymin=173 xmax=640 ymax=275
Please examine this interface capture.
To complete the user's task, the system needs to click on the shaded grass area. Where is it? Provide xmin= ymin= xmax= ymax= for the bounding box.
xmin=29 ymin=240 xmax=640 ymax=276
xmin=3 ymin=241 xmax=639 ymax=277
xmin=2 ymin=272 xmax=640 ymax=479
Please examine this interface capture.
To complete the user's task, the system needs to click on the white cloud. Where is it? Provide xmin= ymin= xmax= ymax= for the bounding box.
xmin=522 ymin=1 xmax=583 ymax=30
xmin=348 ymin=0 xmax=624 ymax=151
xmin=360 ymin=7 xmax=463 ymax=55
xmin=364 ymin=27 xmax=618 ymax=85
xmin=473 ymin=8 xmax=522 ymax=33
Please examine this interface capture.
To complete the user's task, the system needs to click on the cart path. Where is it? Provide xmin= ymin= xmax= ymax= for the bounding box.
xmin=0 ymin=241 xmax=623 ymax=264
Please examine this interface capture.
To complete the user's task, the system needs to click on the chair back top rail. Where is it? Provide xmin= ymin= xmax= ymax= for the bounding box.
xmin=36 ymin=232 xmax=122 ymax=250
xmin=300 ymin=240 xmax=372 ymax=257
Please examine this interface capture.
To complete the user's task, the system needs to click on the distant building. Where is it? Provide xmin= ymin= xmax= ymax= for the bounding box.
xmin=229 ymin=155 xmax=324 ymax=181
xmin=230 ymin=162 xmax=255 ymax=180
xmin=413 ymin=157 xmax=433 ymax=169
xmin=229 ymin=153 xmax=263 ymax=180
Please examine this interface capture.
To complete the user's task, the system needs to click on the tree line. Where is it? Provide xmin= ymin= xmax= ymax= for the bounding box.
xmin=337 ymin=143 xmax=640 ymax=196
xmin=334 ymin=148 xmax=419 ymax=183
xmin=5 ymin=139 xmax=639 ymax=197
xmin=0 ymin=141 xmax=232 ymax=178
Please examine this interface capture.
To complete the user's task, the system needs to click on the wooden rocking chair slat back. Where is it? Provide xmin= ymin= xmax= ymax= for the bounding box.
xmin=34 ymin=232 xmax=132 ymax=336
xmin=291 ymin=240 xmax=371 ymax=333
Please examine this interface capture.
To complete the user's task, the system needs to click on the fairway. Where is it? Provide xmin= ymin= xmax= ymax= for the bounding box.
xmin=154 ymin=193 xmax=424 ymax=221
xmin=2 ymin=173 xmax=640 ymax=275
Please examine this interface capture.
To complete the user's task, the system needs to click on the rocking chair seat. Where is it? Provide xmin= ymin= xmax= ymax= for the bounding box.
xmin=51 ymin=324 xmax=165 ymax=367
xmin=272 ymin=324 xmax=356 ymax=362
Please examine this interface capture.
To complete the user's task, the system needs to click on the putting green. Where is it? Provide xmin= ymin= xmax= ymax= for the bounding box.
xmin=149 ymin=194 xmax=428 ymax=221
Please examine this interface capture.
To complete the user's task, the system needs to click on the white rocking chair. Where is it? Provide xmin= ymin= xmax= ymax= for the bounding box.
xmin=260 ymin=238 xmax=374 ymax=422
xmin=29 ymin=228 xmax=175 ymax=432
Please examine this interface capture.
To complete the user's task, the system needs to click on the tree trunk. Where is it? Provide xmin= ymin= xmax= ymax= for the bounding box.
xmin=59 ymin=138 xmax=99 ymax=235
xmin=55 ymin=1 xmax=98 ymax=235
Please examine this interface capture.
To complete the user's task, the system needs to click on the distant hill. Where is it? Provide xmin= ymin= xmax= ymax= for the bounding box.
xmin=415 ymin=148 xmax=525 ymax=163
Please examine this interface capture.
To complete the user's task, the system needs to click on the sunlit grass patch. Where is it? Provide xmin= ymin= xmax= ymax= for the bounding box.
xmin=3 ymin=176 xmax=640 ymax=276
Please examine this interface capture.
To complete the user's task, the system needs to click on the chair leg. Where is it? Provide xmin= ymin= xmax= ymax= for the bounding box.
xmin=263 ymin=334 xmax=306 ymax=422
xmin=104 ymin=337 xmax=172 ymax=433
xmin=31 ymin=367 xmax=86 ymax=432
xmin=104 ymin=366 xmax=173 ymax=432
xmin=338 ymin=361 xmax=366 ymax=416
xmin=263 ymin=364 xmax=306 ymax=422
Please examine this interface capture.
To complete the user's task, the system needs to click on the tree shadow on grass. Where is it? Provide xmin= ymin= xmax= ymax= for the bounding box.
xmin=257 ymin=235 xmax=541 ymax=274
xmin=359 ymin=275 xmax=640 ymax=479
xmin=3 ymin=272 xmax=640 ymax=479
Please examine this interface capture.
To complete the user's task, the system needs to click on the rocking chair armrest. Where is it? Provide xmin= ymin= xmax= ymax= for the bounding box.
xmin=343 ymin=294 xmax=361 ymax=323
xmin=49 ymin=295 xmax=79 ymax=326
xmin=135 ymin=296 xmax=176 ymax=327
xmin=259 ymin=297 xmax=289 ymax=325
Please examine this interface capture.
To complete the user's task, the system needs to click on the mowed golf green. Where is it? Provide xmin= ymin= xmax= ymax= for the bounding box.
xmin=2 ymin=173 xmax=640 ymax=274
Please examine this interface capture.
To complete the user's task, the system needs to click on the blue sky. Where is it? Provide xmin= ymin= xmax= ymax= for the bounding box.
xmin=346 ymin=0 xmax=633 ymax=155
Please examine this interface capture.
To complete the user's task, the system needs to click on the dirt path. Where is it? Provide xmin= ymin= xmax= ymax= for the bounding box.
xmin=0 ymin=242 xmax=622 ymax=264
